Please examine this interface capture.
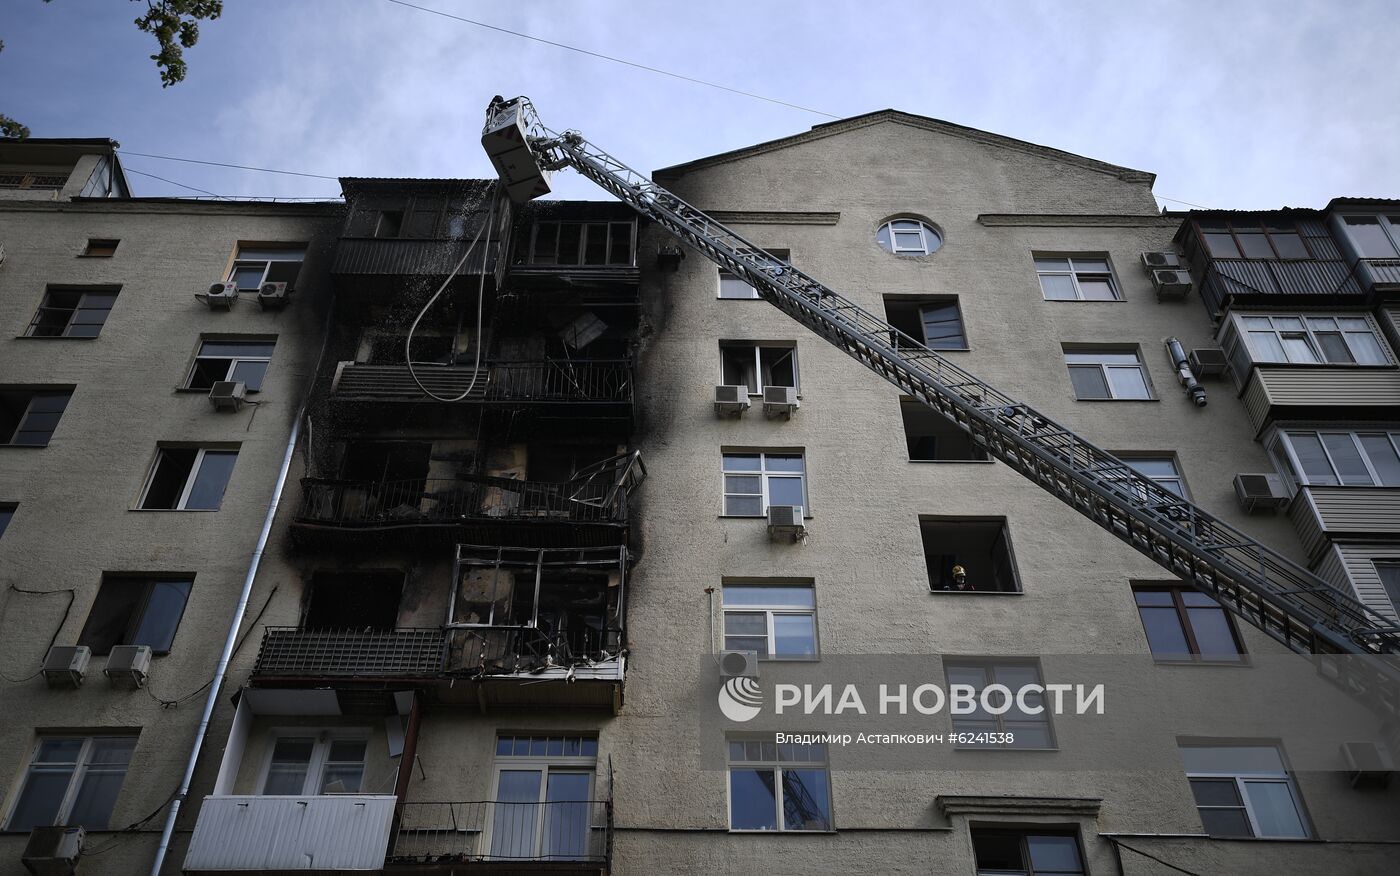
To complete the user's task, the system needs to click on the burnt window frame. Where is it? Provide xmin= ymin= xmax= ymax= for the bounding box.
xmin=1193 ymin=218 xmax=1317 ymax=260
xmin=520 ymin=219 xmax=637 ymax=267
xmin=1132 ymin=584 xmax=1247 ymax=664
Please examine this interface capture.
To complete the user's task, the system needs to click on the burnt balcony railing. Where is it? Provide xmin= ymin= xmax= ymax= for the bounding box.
xmin=252 ymin=628 xmax=447 ymax=678
xmin=446 ymin=626 xmax=624 ymax=678
xmin=390 ymin=799 xmax=612 ymax=867
xmin=296 ymin=474 xmax=626 ymax=529
xmin=330 ymin=359 xmax=632 ymax=405
xmin=331 ymin=237 xmax=499 ymax=277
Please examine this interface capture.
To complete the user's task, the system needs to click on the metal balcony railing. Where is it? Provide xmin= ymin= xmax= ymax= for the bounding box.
xmin=446 ymin=626 xmax=624 ymax=677
xmin=252 ymin=628 xmax=447 ymax=678
xmin=295 ymin=474 xmax=626 ymax=529
xmin=330 ymin=359 xmax=633 ymax=404
xmin=390 ymin=799 xmax=611 ymax=865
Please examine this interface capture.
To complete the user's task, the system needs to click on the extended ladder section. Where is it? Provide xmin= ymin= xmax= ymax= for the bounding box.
xmin=482 ymin=97 xmax=1400 ymax=719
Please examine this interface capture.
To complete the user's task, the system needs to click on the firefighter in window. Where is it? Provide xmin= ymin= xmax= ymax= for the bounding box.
xmin=942 ymin=563 xmax=976 ymax=592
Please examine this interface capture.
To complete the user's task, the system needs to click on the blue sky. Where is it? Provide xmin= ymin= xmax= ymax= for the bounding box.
xmin=4 ymin=0 xmax=1399 ymax=207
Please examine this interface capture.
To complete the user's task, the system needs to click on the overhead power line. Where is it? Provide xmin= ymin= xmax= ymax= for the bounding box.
xmin=122 ymin=166 xmax=223 ymax=198
xmin=117 ymin=150 xmax=340 ymax=181
xmin=382 ymin=0 xmax=842 ymax=120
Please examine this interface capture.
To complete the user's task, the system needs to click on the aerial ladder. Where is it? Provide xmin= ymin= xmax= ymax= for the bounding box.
xmin=480 ymin=96 xmax=1400 ymax=720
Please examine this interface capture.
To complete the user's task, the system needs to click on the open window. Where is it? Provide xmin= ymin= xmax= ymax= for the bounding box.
xmin=900 ymin=399 xmax=986 ymax=461
xmin=920 ymin=518 xmax=1020 ymax=592
xmin=303 ymin=570 xmax=403 ymax=631
xmin=882 ymin=296 xmax=968 ymax=350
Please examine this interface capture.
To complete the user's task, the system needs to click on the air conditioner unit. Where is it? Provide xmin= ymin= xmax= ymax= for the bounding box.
xmin=719 ymin=649 xmax=759 ymax=679
xmin=762 ymin=385 xmax=799 ymax=418
xmin=1233 ymin=473 xmax=1289 ymax=513
xmin=104 ymin=644 xmax=152 ymax=689
xmin=1150 ymin=269 xmax=1193 ymax=300
xmin=767 ymin=504 xmax=805 ymax=541
xmin=198 ymin=281 xmax=239 ymax=310
xmin=41 ymin=645 xmax=90 ymax=689
xmin=21 ymin=826 xmax=84 ymax=876
xmin=1141 ymin=251 xmax=1183 ymax=270
xmin=1188 ymin=348 xmax=1230 ymax=377
xmin=257 ymin=281 xmax=290 ymax=310
xmin=208 ymin=380 xmax=247 ymax=412
xmin=1341 ymin=741 xmax=1394 ymax=788
xmin=714 ymin=384 xmax=751 ymax=416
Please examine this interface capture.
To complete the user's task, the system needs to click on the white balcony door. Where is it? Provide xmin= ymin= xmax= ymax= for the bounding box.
xmin=488 ymin=768 xmax=592 ymax=861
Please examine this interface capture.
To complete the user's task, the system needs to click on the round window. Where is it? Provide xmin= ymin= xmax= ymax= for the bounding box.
xmin=876 ymin=219 xmax=942 ymax=256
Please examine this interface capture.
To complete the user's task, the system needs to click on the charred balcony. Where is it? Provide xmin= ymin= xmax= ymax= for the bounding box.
xmin=505 ymin=203 xmax=639 ymax=292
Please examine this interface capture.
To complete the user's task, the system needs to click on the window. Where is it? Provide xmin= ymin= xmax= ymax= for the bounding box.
xmin=727 ymin=738 xmax=831 ymax=831
xmin=185 ymin=339 xmax=276 ymax=392
xmin=521 ymin=220 xmax=635 ymax=266
xmin=944 ymin=660 xmax=1054 ymax=748
xmin=720 ymin=343 xmax=798 ymax=394
xmin=0 ymin=388 xmax=72 ymax=446
xmin=721 ymin=452 xmax=806 ymax=516
xmin=78 ymin=575 xmax=193 ymax=655
xmin=139 ymin=447 xmax=239 ymax=510
xmin=228 ymin=246 xmax=305 ymax=293
xmin=1377 ymin=561 xmax=1400 ymax=614
xmin=920 ymin=518 xmax=1020 ymax=593
xmin=1064 ymin=349 xmax=1152 ymax=400
xmin=304 ymin=570 xmax=403 ymax=631
xmin=972 ymin=829 xmax=1086 ymax=876
xmin=491 ymin=734 xmax=597 ymax=860
xmin=1339 ymin=214 xmax=1400 ymax=259
xmin=1197 ymin=219 xmax=1313 ymax=260
xmin=1221 ymin=314 xmax=1389 ymax=379
xmin=0 ymin=503 xmax=13 ymax=539
xmin=1268 ymin=429 xmax=1400 ymax=487
xmin=1180 ymin=744 xmax=1310 ymax=838
xmin=25 ymin=288 xmax=118 ymax=338
xmin=1133 ymin=585 xmax=1244 ymax=662
xmin=717 ymin=248 xmax=789 ymax=299
xmin=882 ymin=296 xmax=968 ymax=350
xmin=723 ymin=582 xmax=817 ymax=659
xmin=1035 ymin=256 xmax=1121 ymax=301
xmin=82 ymin=239 xmax=119 ymax=257
xmin=261 ymin=734 xmax=369 ymax=795
xmin=876 ymin=218 xmax=941 ymax=255
xmin=1118 ymin=455 xmax=1188 ymax=499
xmin=902 ymin=399 xmax=987 ymax=461
xmin=5 ymin=736 xmax=137 ymax=830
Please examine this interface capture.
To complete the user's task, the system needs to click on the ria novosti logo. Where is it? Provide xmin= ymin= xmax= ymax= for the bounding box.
xmin=718 ymin=676 xmax=764 ymax=723
xmin=717 ymin=678 xmax=1105 ymax=723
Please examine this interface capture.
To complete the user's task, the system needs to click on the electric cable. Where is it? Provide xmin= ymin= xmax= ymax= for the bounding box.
xmin=1106 ymin=838 xmax=1207 ymax=876
xmin=122 ymin=166 xmax=224 ymax=198
xmin=0 ymin=585 xmax=77 ymax=683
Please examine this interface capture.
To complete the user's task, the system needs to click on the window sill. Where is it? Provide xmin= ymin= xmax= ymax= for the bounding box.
xmin=0 ymin=444 xmax=48 ymax=449
xmin=1073 ymin=397 xmax=1159 ymax=403
xmin=953 ymin=745 xmax=1059 ymax=752
xmin=907 ymin=458 xmax=995 ymax=464
xmin=758 ymin=656 xmax=821 ymax=663
xmin=128 ymin=508 xmax=222 ymax=513
xmin=1151 ymin=657 xmax=1251 ymax=668
xmin=727 ymin=829 xmax=837 ymax=835
xmin=1042 ymin=298 xmax=1124 ymax=303
xmin=12 ymin=335 xmax=98 ymax=340
xmin=174 ymin=387 xmax=262 ymax=395
xmin=719 ymin=514 xmax=814 ymax=520
xmin=926 ymin=590 xmax=1022 ymax=596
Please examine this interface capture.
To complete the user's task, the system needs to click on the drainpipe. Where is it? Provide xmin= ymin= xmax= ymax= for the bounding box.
xmin=148 ymin=408 xmax=304 ymax=875
xmin=1165 ymin=337 xmax=1207 ymax=407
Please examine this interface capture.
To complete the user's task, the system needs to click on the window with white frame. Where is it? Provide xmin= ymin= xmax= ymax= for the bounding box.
xmin=491 ymin=734 xmax=597 ymax=861
xmin=4 ymin=735 xmax=137 ymax=830
xmin=139 ymin=447 xmax=239 ymax=510
xmin=1339 ymin=214 xmax=1400 ymax=259
xmin=1179 ymin=744 xmax=1310 ymax=838
xmin=260 ymin=734 xmax=368 ymax=795
xmin=1118 ymin=455 xmax=1189 ymax=499
xmin=1268 ymin=429 xmax=1400 ymax=487
xmin=1221 ymin=314 xmax=1389 ymax=381
xmin=717 ymin=248 xmax=789 ymax=299
xmin=720 ymin=343 xmax=798 ymax=394
xmin=721 ymin=452 xmax=806 ymax=516
xmin=228 ymin=246 xmax=306 ymax=293
xmin=1035 ymin=256 xmax=1121 ymax=301
xmin=186 ymin=338 xmax=277 ymax=392
xmin=943 ymin=660 xmax=1054 ymax=748
xmin=1064 ymin=349 xmax=1152 ymax=400
xmin=722 ymin=582 xmax=817 ymax=659
xmin=876 ymin=218 xmax=941 ymax=256
xmin=727 ymin=738 xmax=831 ymax=831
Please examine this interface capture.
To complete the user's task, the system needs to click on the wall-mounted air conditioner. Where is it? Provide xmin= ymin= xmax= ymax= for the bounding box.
xmin=208 ymin=380 xmax=247 ymax=412
xmin=104 ymin=644 xmax=152 ymax=689
xmin=1341 ymin=741 xmax=1394 ymax=788
xmin=1150 ymin=269 xmax=1192 ymax=300
xmin=766 ymin=504 xmax=805 ymax=541
xmin=21 ymin=825 xmax=84 ymax=876
xmin=1233 ymin=473 xmax=1289 ymax=513
xmin=762 ymin=385 xmax=799 ymax=418
xmin=714 ymin=385 xmax=751 ymax=416
xmin=41 ymin=645 xmax=90 ymax=688
xmin=719 ymin=649 xmax=759 ymax=679
xmin=197 ymin=281 xmax=239 ymax=310
xmin=257 ymin=281 xmax=290 ymax=310
xmin=1189 ymin=348 xmax=1229 ymax=377
xmin=1141 ymin=251 xmax=1183 ymax=270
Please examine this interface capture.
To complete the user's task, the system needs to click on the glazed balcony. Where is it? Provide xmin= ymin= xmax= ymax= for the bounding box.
xmin=388 ymin=799 xmax=611 ymax=873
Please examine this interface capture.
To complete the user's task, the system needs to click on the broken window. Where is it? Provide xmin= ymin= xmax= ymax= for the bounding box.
xmin=522 ymin=220 xmax=635 ymax=266
xmin=303 ymin=570 xmax=403 ymax=631
xmin=882 ymin=296 xmax=968 ymax=350
xmin=0 ymin=388 xmax=73 ymax=446
xmin=139 ymin=447 xmax=238 ymax=510
xmin=186 ymin=338 xmax=276 ymax=392
xmin=228 ymin=245 xmax=305 ymax=293
xmin=79 ymin=575 xmax=193 ymax=655
xmin=900 ymin=399 xmax=986 ymax=461
xmin=720 ymin=343 xmax=798 ymax=394
xmin=920 ymin=518 xmax=1020 ymax=592
xmin=527 ymin=444 xmax=619 ymax=482
xmin=26 ymin=287 xmax=118 ymax=338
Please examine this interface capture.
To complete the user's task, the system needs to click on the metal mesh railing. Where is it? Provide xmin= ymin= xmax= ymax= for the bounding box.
xmin=295 ymin=474 xmax=625 ymax=528
xmin=252 ymin=628 xmax=446 ymax=677
xmin=390 ymin=799 xmax=611 ymax=864
xmin=446 ymin=626 xmax=623 ymax=676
